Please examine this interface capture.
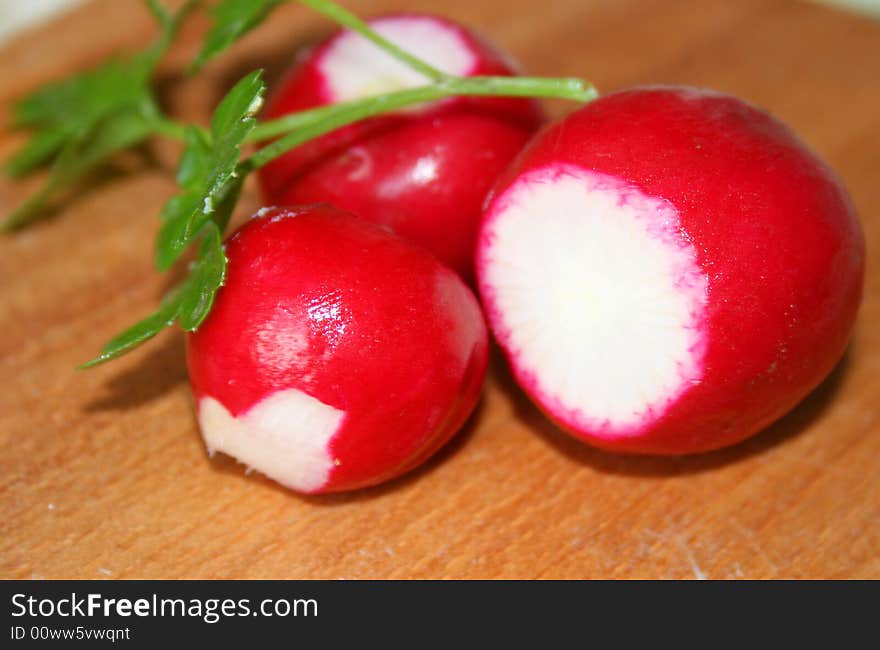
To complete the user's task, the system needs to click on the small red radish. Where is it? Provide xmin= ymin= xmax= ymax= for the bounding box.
xmin=187 ymin=205 xmax=488 ymax=493
xmin=477 ymin=86 xmax=865 ymax=455
xmin=258 ymin=13 xmax=543 ymax=280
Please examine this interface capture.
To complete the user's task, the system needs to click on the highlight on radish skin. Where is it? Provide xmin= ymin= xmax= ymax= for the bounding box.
xmin=187 ymin=206 xmax=489 ymax=494
xmin=258 ymin=13 xmax=543 ymax=281
xmin=477 ymin=85 xmax=865 ymax=455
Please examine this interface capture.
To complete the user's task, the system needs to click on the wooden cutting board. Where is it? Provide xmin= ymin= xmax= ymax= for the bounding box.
xmin=1 ymin=0 xmax=878 ymax=579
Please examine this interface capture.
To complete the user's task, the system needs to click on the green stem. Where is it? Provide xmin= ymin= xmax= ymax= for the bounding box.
xmin=143 ymin=0 xmax=197 ymax=68
xmin=141 ymin=76 xmax=597 ymax=150
xmin=144 ymin=0 xmax=172 ymax=26
xmin=248 ymin=75 xmax=596 ymax=143
xmin=299 ymin=0 xmax=447 ymax=82
xmin=448 ymin=75 xmax=598 ymax=100
xmin=245 ymin=87 xmax=434 ymax=169
xmin=246 ymin=76 xmax=596 ymax=169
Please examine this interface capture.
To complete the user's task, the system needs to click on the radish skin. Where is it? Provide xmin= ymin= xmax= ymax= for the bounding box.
xmin=187 ymin=205 xmax=489 ymax=493
xmin=477 ymin=86 xmax=865 ymax=455
xmin=258 ymin=14 xmax=543 ymax=281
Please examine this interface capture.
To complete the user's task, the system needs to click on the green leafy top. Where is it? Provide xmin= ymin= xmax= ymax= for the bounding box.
xmin=1 ymin=0 xmax=194 ymax=232
xmin=3 ymin=0 xmax=596 ymax=368
xmin=81 ymin=71 xmax=266 ymax=368
xmin=155 ymin=70 xmax=265 ymax=271
xmin=79 ymin=221 xmax=227 ymax=368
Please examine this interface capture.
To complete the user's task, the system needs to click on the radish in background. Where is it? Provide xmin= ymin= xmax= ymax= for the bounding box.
xmin=477 ymin=86 xmax=865 ymax=455
xmin=258 ymin=13 xmax=543 ymax=280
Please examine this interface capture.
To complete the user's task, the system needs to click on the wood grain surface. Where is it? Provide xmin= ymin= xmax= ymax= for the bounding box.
xmin=1 ymin=0 xmax=878 ymax=579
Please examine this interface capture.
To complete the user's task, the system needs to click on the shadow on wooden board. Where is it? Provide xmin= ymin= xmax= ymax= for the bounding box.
xmin=499 ymin=339 xmax=856 ymax=478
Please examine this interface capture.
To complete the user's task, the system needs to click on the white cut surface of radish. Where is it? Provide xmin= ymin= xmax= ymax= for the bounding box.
xmin=198 ymin=390 xmax=345 ymax=492
xmin=479 ymin=164 xmax=708 ymax=435
xmin=319 ymin=16 xmax=477 ymax=101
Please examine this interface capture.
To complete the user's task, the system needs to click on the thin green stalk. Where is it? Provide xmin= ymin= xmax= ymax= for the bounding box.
xmin=298 ymin=0 xmax=447 ymax=82
xmin=246 ymin=86 xmax=442 ymax=169
xmin=247 ymin=75 xmax=596 ymax=169
xmin=248 ymin=75 xmax=596 ymax=143
xmin=140 ymin=76 xmax=596 ymax=148
xmin=443 ymin=76 xmax=598 ymax=100
xmin=143 ymin=0 xmax=198 ymax=68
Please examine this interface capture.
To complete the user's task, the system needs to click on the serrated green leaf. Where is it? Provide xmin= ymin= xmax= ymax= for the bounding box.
xmin=176 ymin=126 xmax=212 ymax=189
xmin=210 ymin=69 xmax=265 ymax=137
xmin=191 ymin=0 xmax=284 ymax=72
xmin=156 ymin=175 xmax=242 ymax=261
xmin=82 ymin=222 xmax=226 ymax=367
xmin=4 ymin=0 xmax=192 ymax=231
xmin=209 ymin=176 xmax=244 ymax=234
xmin=59 ymin=108 xmax=154 ymax=177
xmin=155 ymin=190 xmax=201 ymax=269
xmin=159 ymin=192 xmax=200 ymax=224
xmin=107 ymin=69 xmax=262 ymax=354
xmin=2 ymin=108 xmax=153 ymax=232
xmin=12 ymin=58 xmax=150 ymax=130
xmin=78 ymin=296 xmax=180 ymax=368
xmin=155 ymin=172 xmax=242 ymax=270
xmin=177 ymin=222 xmax=227 ymax=330
xmin=5 ymin=57 xmax=152 ymax=188
xmin=154 ymin=71 xmax=264 ymax=269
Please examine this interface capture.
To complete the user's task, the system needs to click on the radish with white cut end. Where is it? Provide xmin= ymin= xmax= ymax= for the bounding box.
xmin=477 ymin=86 xmax=865 ymax=455
xmin=187 ymin=205 xmax=489 ymax=493
xmin=258 ymin=13 xmax=543 ymax=280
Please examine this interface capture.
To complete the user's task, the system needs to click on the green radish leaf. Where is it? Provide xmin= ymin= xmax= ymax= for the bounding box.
xmin=210 ymin=68 xmax=266 ymax=138
xmin=176 ymin=126 xmax=213 ymax=190
xmin=154 ymin=70 xmax=264 ymax=270
xmin=209 ymin=175 xmax=244 ymax=235
xmin=177 ymin=222 xmax=227 ymax=330
xmin=2 ymin=0 xmax=192 ymax=230
xmin=54 ymin=106 xmax=156 ymax=179
xmin=3 ymin=57 xmax=154 ymax=194
xmin=191 ymin=0 xmax=284 ymax=72
xmin=78 ymin=292 xmax=182 ymax=369
xmin=83 ymin=66 xmax=260 ymax=363
xmin=82 ymin=221 xmax=227 ymax=368
xmin=139 ymin=0 xmax=197 ymax=70
xmin=155 ymin=191 xmax=202 ymax=269
xmin=10 ymin=58 xmax=151 ymax=131
xmin=2 ymin=107 xmax=155 ymax=232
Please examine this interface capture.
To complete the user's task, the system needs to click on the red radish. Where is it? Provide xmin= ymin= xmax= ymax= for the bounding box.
xmin=187 ymin=205 xmax=488 ymax=493
xmin=477 ymin=86 xmax=865 ymax=455
xmin=258 ymin=13 xmax=543 ymax=280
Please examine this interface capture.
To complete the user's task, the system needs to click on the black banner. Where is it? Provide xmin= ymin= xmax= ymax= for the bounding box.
xmin=1 ymin=580 xmax=875 ymax=644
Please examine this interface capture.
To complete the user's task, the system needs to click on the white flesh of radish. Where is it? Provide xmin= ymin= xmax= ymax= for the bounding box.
xmin=198 ymin=390 xmax=345 ymax=492
xmin=319 ymin=16 xmax=477 ymax=101
xmin=479 ymin=164 xmax=708 ymax=436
